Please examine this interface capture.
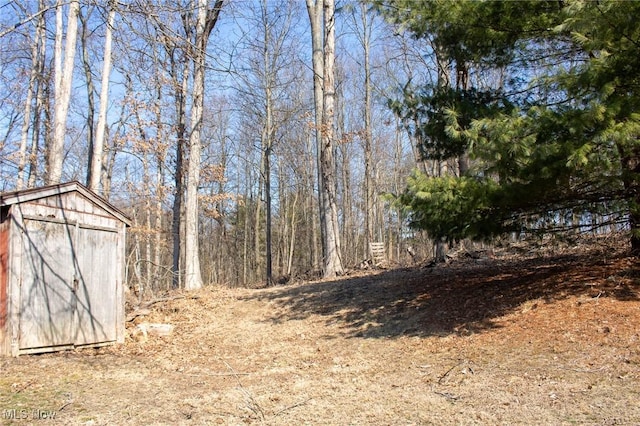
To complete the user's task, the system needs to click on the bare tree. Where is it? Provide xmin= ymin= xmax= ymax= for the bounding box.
xmin=231 ymin=0 xmax=301 ymax=285
xmin=344 ymin=2 xmax=377 ymax=262
xmin=79 ymin=7 xmax=96 ymax=182
xmin=47 ymin=0 xmax=79 ymax=184
xmin=16 ymin=0 xmax=46 ymax=189
xmin=88 ymin=0 xmax=116 ymax=193
xmin=306 ymin=0 xmax=326 ymax=271
xmin=184 ymin=0 xmax=224 ymax=290
xmin=362 ymin=3 xmax=375 ymax=258
xmin=306 ymin=0 xmax=343 ymax=278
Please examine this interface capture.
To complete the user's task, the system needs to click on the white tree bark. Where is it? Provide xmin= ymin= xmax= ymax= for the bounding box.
xmin=54 ymin=2 xmax=63 ymax=99
xmin=320 ymin=0 xmax=343 ymax=277
xmin=88 ymin=1 xmax=116 ymax=193
xmin=47 ymin=0 xmax=79 ymax=184
xmin=184 ymin=0 xmax=208 ymax=291
xmin=184 ymin=0 xmax=223 ymax=290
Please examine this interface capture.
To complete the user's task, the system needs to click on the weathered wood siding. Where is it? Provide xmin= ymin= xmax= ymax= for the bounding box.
xmin=74 ymin=226 xmax=120 ymax=345
xmin=0 ymin=182 xmax=129 ymax=356
xmin=18 ymin=218 xmax=76 ymax=350
xmin=0 ymin=218 xmax=9 ymax=354
xmin=17 ymin=192 xmax=122 ymax=231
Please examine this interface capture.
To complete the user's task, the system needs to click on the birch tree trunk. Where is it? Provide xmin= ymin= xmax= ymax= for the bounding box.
xmin=88 ymin=0 xmax=116 ymax=193
xmin=47 ymin=0 xmax=79 ymax=184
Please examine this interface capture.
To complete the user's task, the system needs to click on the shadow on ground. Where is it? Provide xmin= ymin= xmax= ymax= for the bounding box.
xmin=244 ymin=251 xmax=639 ymax=339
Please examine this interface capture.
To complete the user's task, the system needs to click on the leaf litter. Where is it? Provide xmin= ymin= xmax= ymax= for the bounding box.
xmin=1 ymin=235 xmax=639 ymax=425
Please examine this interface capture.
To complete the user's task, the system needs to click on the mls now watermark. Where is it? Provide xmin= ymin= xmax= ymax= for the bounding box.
xmin=3 ymin=408 xmax=57 ymax=420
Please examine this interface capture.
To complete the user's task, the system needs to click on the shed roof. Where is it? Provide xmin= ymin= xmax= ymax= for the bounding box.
xmin=0 ymin=181 xmax=131 ymax=227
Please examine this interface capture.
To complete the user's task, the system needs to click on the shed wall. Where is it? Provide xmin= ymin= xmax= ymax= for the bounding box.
xmin=18 ymin=218 xmax=76 ymax=350
xmin=0 ymin=219 xmax=9 ymax=352
xmin=1 ymin=187 xmax=128 ymax=356
xmin=18 ymin=193 xmax=121 ymax=231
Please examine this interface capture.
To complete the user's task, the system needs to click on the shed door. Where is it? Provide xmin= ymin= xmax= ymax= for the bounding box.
xmin=19 ymin=219 xmax=76 ymax=349
xmin=74 ymin=227 xmax=118 ymax=345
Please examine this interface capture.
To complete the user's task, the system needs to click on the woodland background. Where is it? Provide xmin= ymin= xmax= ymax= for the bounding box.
xmin=0 ymin=0 xmax=636 ymax=294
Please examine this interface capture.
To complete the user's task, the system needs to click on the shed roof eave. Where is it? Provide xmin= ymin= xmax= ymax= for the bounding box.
xmin=0 ymin=181 xmax=131 ymax=227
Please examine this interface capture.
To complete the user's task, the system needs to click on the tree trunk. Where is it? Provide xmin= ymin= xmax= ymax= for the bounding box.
xmin=618 ymin=143 xmax=640 ymax=256
xmin=184 ymin=0 xmax=224 ymax=290
xmin=319 ymin=0 xmax=344 ymax=277
xmin=171 ymin=58 xmax=189 ymax=289
xmin=88 ymin=1 xmax=116 ymax=193
xmin=27 ymin=11 xmax=48 ymax=188
xmin=306 ymin=0 xmax=326 ymax=270
xmin=456 ymin=62 xmax=470 ymax=177
xmin=17 ymin=0 xmax=46 ymax=190
xmin=254 ymin=153 xmax=264 ymax=279
xmin=261 ymin=0 xmax=275 ymax=286
xmin=306 ymin=129 xmax=320 ymax=270
xmin=47 ymin=0 xmax=79 ymax=184
xmin=80 ymin=9 xmax=96 ymax=187
xmin=242 ymin=179 xmax=250 ymax=286
xmin=434 ymin=42 xmax=452 ymax=263
xmin=361 ymin=3 xmax=375 ymax=257
xmin=265 ymin=143 xmax=273 ymax=286
xmin=184 ymin=1 xmax=208 ymax=291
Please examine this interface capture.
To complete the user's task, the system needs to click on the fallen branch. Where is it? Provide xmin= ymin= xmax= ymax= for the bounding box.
xmin=437 ymin=360 xmax=464 ymax=384
xmin=126 ymin=308 xmax=151 ymax=322
xmin=127 ymin=295 xmax=202 ymax=322
xmin=433 ymin=390 xmax=460 ymax=401
xmin=183 ymin=371 xmax=251 ymax=377
xmin=141 ymin=294 xmax=200 ymax=309
xmin=274 ymin=398 xmax=312 ymax=417
xmin=58 ymin=402 xmax=73 ymax=412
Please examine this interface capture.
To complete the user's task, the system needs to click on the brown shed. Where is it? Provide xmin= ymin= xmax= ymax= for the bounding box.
xmin=0 ymin=181 xmax=130 ymax=356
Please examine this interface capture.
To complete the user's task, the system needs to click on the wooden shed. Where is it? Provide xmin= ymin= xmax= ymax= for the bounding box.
xmin=0 ymin=181 xmax=130 ymax=356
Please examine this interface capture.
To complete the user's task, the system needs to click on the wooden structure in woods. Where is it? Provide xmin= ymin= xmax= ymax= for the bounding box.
xmin=370 ymin=242 xmax=387 ymax=267
xmin=0 ymin=181 xmax=130 ymax=356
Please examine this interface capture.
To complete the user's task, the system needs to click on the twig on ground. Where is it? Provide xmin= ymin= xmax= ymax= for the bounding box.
xmin=142 ymin=295 xmax=200 ymax=309
xmin=11 ymin=380 xmax=34 ymax=394
xmin=126 ymin=308 xmax=151 ymax=322
xmin=274 ymin=398 xmax=312 ymax=417
xmin=58 ymin=402 xmax=73 ymax=411
xmin=560 ymin=365 xmax=608 ymax=373
xmin=438 ymin=360 xmax=464 ymax=384
xmin=224 ymin=361 xmax=265 ymax=420
xmin=58 ymin=391 xmax=74 ymax=411
xmin=433 ymin=390 xmax=460 ymax=401
xmin=183 ymin=371 xmax=250 ymax=377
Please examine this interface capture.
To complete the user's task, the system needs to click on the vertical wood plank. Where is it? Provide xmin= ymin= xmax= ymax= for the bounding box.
xmin=19 ymin=218 xmax=76 ymax=350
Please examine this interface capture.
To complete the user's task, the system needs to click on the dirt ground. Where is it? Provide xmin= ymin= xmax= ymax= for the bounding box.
xmin=1 ymin=240 xmax=639 ymax=425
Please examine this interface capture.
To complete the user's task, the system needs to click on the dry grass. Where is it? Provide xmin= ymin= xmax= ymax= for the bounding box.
xmin=1 ymin=241 xmax=639 ymax=425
